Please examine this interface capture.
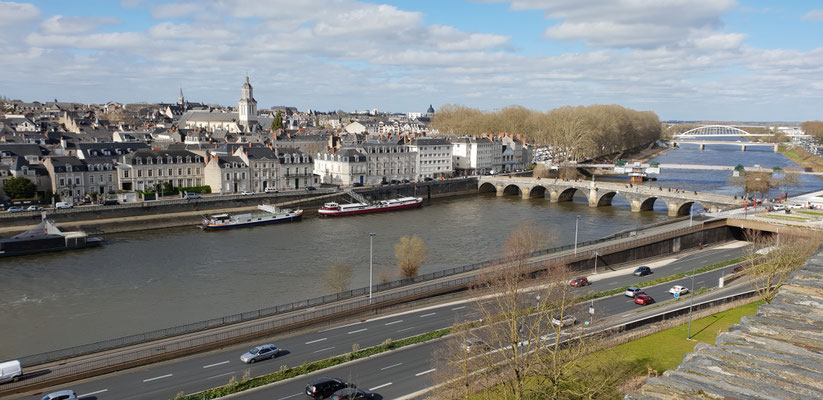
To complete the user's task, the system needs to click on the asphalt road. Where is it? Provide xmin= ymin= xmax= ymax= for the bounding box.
xmin=13 ymin=243 xmax=747 ymax=400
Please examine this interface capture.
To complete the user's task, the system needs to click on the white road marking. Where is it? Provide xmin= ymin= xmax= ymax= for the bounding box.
xmin=143 ymin=374 xmax=173 ymax=382
xmin=305 ymin=338 xmax=327 ymax=345
xmin=622 ymin=313 xmax=633 ymax=317
xmin=202 ymin=360 xmax=229 ymax=369
xmin=79 ymin=389 xmax=108 ymax=397
xmin=385 ymin=320 xmax=403 ymax=325
xmin=313 ymin=346 xmax=335 ymax=353
xmin=397 ymin=326 xmax=416 ymax=332
xmin=697 ymin=280 xmax=705 ymax=285
xmin=415 ymin=368 xmax=436 ymax=376
xmin=370 ymin=382 xmax=393 ymax=390
xmin=207 ymin=372 xmax=236 ymax=380
xmin=381 ymin=362 xmax=403 ymax=370
xmin=348 ymin=328 xmax=368 ymax=334
xmin=608 ymin=282 xmax=619 ymax=286
xmin=277 ymin=393 xmax=303 ymax=400
xmin=319 ymin=321 xmax=361 ymax=333
xmin=451 ymin=306 xmax=466 ymax=310
xmin=419 ymin=312 xmax=436 ymax=318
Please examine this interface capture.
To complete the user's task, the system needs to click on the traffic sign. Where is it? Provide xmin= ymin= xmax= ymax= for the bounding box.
xmin=674 ymin=291 xmax=680 ymax=299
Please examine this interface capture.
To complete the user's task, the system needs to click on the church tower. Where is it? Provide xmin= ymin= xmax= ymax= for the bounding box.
xmin=238 ymin=75 xmax=258 ymax=131
xmin=177 ymin=88 xmax=185 ymax=105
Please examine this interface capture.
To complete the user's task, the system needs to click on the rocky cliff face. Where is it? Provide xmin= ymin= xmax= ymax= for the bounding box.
xmin=627 ymin=248 xmax=823 ymax=400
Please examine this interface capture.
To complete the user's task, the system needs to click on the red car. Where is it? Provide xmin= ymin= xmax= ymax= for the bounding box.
xmin=634 ymin=294 xmax=654 ymax=305
xmin=569 ymin=277 xmax=590 ymax=287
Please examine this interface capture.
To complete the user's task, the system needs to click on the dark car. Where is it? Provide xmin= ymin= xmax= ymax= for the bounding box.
xmin=351 ymin=182 xmax=364 ymax=187
xmin=569 ymin=277 xmax=589 ymax=287
xmin=633 ymin=266 xmax=652 ymax=276
xmin=330 ymin=388 xmax=375 ymax=400
xmin=634 ymin=294 xmax=655 ymax=305
xmin=306 ymin=186 xmax=317 ymax=191
xmin=102 ymin=199 xmax=120 ymax=206
xmin=305 ymin=377 xmax=350 ymax=399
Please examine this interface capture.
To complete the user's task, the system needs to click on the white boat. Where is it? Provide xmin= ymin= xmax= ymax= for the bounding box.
xmin=201 ymin=205 xmax=303 ymax=230
xmin=318 ymin=196 xmax=423 ymax=217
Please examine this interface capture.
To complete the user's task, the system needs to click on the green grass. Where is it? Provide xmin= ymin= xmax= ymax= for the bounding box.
xmin=796 ymin=210 xmax=823 ymax=216
xmin=759 ymin=214 xmax=810 ymax=222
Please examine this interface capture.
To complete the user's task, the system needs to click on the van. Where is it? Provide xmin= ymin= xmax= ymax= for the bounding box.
xmin=55 ymin=202 xmax=73 ymax=209
xmin=0 ymin=360 xmax=22 ymax=383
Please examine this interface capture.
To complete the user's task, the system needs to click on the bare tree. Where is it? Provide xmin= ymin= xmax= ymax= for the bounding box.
xmin=322 ymin=260 xmax=354 ymax=293
xmin=395 ymin=235 xmax=427 ymax=278
xmin=745 ymin=231 xmax=821 ymax=303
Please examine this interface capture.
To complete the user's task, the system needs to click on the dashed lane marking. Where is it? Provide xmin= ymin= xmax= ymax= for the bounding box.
xmin=385 ymin=320 xmax=403 ymax=325
xmin=305 ymin=338 xmax=327 ymax=345
xmin=397 ymin=326 xmax=416 ymax=333
xmin=381 ymin=363 xmax=403 ymax=370
xmin=314 ymin=346 xmax=335 ymax=353
xmin=203 ymin=361 xmax=229 ymax=369
xmin=451 ymin=306 xmax=466 ymax=310
xmin=143 ymin=374 xmax=173 ymax=383
xmin=419 ymin=312 xmax=436 ymax=318
xmin=277 ymin=393 xmax=303 ymax=400
xmin=415 ymin=368 xmax=436 ymax=377
xmin=370 ymin=382 xmax=393 ymax=390
xmin=79 ymin=389 xmax=108 ymax=397
xmin=348 ymin=328 xmax=368 ymax=334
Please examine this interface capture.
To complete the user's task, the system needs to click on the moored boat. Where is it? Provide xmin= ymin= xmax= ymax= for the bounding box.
xmin=0 ymin=219 xmax=102 ymax=257
xmin=318 ymin=196 xmax=423 ymax=217
xmin=201 ymin=204 xmax=303 ymax=230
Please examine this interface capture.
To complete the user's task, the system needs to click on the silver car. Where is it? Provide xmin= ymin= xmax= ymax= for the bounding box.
xmin=240 ymin=344 xmax=279 ymax=363
xmin=41 ymin=390 xmax=77 ymax=400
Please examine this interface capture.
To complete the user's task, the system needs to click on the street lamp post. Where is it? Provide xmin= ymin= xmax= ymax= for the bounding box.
xmin=369 ymin=232 xmax=376 ymax=304
xmin=687 ymin=263 xmax=696 ymax=340
xmin=574 ymin=216 xmax=579 ymax=256
xmin=593 ymin=250 xmax=598 ymax=274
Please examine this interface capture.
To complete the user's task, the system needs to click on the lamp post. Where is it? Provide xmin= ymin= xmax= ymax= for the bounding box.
xmin=687 ymin=263 xmax=696 ymax=340
xmin=574 ymin=215 xmax=579 ymax=256
xmin=369 ymin=232 xmax=376 ymax=304
xmin=593 ymin=250 xmax=598 ymax=274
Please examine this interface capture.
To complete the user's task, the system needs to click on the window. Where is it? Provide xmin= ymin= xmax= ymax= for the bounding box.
xmin=168 ymin=168 xmax=173 ymax=176
xmin=226 ymin=173 xmax=230 ymax=180
xmin=123 ymin=170 xmax=129 ymax=178
xmin=196 ymin=168 xmax=200 ymax=175
xmin=158 ymin=169 xmax=163 ymax=177
xmin=75 ymin=177 xmax=81 ymax=185
xmin=148 ymin=169 xmax=153 ymax=177
xmin=90 ymin=176 xmax=95 ymax=184
xmin=59 ymin=178 xmax=65 ymax=186
xmin=177 ymin=168 xmax=182 ymax=175
xmin=187 ymin=168 xmax=192 ymax=175
xmin=108 ymin=175 xmax=113 ymax=183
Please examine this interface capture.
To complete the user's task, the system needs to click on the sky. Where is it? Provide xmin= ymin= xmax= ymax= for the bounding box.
xmin=1 ymin=0 xmax=822 ymax=121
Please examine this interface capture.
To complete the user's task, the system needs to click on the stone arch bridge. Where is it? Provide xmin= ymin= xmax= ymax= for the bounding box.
xmin=478 ymin=177 xmax=744 ymax=216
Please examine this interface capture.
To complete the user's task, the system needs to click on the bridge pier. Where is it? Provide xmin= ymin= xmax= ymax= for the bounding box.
xmin=699 ymin=144 xmax=705 ymax=151
xmin=521 ymin=186 xmax=531 ymax=200
xmin=774 ymin=143 xmax=779 ymax=152
xmin=741 ymin=145 xmax=746 ymax=151
xmin=496 ymin=184 xmax=505 ymax=197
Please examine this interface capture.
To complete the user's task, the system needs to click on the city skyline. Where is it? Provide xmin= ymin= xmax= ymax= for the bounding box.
xmin=1 ymin=0 xmax=822 ymax=121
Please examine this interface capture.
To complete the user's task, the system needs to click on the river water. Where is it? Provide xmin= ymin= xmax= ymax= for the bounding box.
xmin=1 ymin=142 xmax=821 ymax=359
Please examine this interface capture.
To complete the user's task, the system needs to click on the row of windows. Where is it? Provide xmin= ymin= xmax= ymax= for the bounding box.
xmin=58 ymin=174 xmax=114 ymax=187
xmin=132 ymin=156 xmax=201 ymax=165
xmin=123 ymin=168 xmax=200 ymax=179
xmin=421 ymin=160 xmax=449 ymax=165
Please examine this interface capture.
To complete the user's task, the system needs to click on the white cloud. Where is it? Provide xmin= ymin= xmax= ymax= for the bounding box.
xmin=151 ymin=2 xmax=199 ymax=19
xmin=0 ymin=1 xmax=39 ymax=27
xmin=803 ymin=10 xmax=823 ymax=22
xmin=40 ymin=15 xmax=119 ymax=35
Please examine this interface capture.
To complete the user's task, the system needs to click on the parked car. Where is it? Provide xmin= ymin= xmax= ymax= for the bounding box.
xmin=40 ymin=390 xmax=77 ymax=400
xmin=102 ymin=199 xmax=120 ymax=206
xmin=0 ymin=360 xmax=22 ymax=383
xmin=569 ymin=277 xmax=589 ymax=287
xmin=306 ymin=186 xmax=317 ymax=191
xmin=633 ymin=266 xmax=652 ymax=276
xmin=183 ymin=193 xmax=201 ymax=200
xmin=305 ymin=377 xmax=351 ymax=399
xmin=634 ymin=294 xmax=655 ymax=305
xmin=240 ymin=344 xmax=280 ymax=364
xmin=463 ymin=338 xmax=490 ymax=353
xmin=669 ymin=285 xmax=689 ymax=295
xmin=351 ymin=182 xmax=364 ymax=187
xmin=240 ymin=190 xmax=254 ymax=196
xmin=55 ymin=202 xmax=73 ymax=209
xmin=6 ymin=206 xmax=23 ymax=213
xmin=551 ymin=315 xmax=577 ymax=327
xmin=330 ymin=388 xmax=376 ymax=400
xmin=264 ymin=187 xmax=279 ymax=193
xmin=624 ymin=286 xmax=644 ymax=297
xmin=26 ymin=205 xmax=44 ymax=211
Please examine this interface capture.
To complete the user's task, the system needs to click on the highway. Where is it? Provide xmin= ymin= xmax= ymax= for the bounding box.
xmin=12 ymin=243 xmax=748 ymax=400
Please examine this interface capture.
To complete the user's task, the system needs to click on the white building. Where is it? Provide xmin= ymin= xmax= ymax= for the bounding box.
xmin=451 ymin=136 xmax=499 ymax=175
xmin=407 ymin=137 xmax=453 ymax=179
xmin=238 ymin=75 xmax=258 ymax=131
xmin=314 ymin=148 xmax=368 ymax=186
xmin=360 ymin=142 xmax=416 ymax=184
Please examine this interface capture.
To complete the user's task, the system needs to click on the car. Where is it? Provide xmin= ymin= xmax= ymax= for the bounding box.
xmin=183 ymin=193 xmax=201 ymax=200
xmin=102 ymin=199 xmax=120 ymax=206
xmin=6 ymin=206 xmax=24 ymax=213
xmin=551 ymin=315 xmax=577 ymax=327
xmin=55 ymin=202 xmax=73 ymax=209
xmin=633 ymin=266 xmax=652 ymax=276
xmin=40 ymin=390 xmax=77 ymax=400
xmin=768 ymin=204 xmax=786 ymax=212
xmin=240 ymin=343 xmax=279 ymax=363
xmin=624 ymin=286 xmax=644 ymax=297
xmin=306 ymin=186 xmax=317 ymax=191
xmin=305 ymin=377 xmax=351 ymax=399
xmin=463 ymin=338 xmax=491 ymax=353
xmin=351 ymin=182 xmax=364 ymax=187
xmin=241 ymin=191 xmax=254 ymax=196
xmin=330 ymin=388 xmax=376 ymax=400
xmin=0 ymin=360 xmax=22 ymax=383
xmin=634 ymin=294 xmax=655 ymax=305
xmin=669 ymin=285 xmax=689 ymax=295
xmin=569 ymin=277 xmax=589 ymax=287
xmin=26 ymin=205 xmax=44 ymax=211
xmin=264 ymin=187 xmax=279 ymax=193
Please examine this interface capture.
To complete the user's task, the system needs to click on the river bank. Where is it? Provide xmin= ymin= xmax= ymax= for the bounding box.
xmin=777 ymin=144 xmax=823 ymax=182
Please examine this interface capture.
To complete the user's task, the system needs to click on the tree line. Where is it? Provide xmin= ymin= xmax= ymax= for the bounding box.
xmin=801 ymin=121 xmax=823 ymax=138
xmin=432 ymin=104 xmax=662 ymax=161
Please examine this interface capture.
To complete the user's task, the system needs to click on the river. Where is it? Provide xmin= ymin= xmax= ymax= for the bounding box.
xmin=1 ymin=142 xmax=821 ymax=359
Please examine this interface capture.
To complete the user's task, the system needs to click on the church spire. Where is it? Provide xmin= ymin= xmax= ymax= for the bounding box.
xmin=177 ymin=88 xmax=185 ymax=105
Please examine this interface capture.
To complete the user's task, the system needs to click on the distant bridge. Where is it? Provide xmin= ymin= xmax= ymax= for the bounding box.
xmin=675 ymin=125 xmax=774 ymax=138
xmin=478 ymin=176 xmax=744 ymax=216
xmin=668 ymin=140 xmax=779 ymax=152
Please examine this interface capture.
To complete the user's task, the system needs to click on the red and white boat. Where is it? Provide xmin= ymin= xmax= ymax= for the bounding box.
xmin=318 ymin=196 xmax=423 ymax=217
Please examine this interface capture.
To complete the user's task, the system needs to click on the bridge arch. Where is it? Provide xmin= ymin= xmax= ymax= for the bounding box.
xmin=672 ymin=201 xmax=706 ymax=216
xmin=528 ymin=185 xmax=547 ymax=198
xmin=678 ymin=125 xmax=752 ymax=137
xmin=502 ymin=184 xmax=522 ymax=196
xmin=593 ymin=191 xmax=617 ymax=207
xmin=478 ymin=182 xmax=497 ymax=193
xmin=556 ymin=187 xmax=578 ymax=202
xmin=638 ymin=197 xmax=658 ymax=212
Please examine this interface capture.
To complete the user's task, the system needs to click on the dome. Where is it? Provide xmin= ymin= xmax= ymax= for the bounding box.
xmin=242 ymin=75 xmax=252 ymax=89
xmin=426 ymin=104 xmax=435 ymax=113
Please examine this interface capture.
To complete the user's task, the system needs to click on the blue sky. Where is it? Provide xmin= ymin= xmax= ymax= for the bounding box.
xmin=1 ymin=0 xmax=822 ymax=121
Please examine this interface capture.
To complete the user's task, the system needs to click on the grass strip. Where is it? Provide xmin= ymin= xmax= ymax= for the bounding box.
xmin=796 ymin=210 xmax=823 ymax=216
xmin=172 ymin=328 xmax=452 ymax=399
xmin=579 ymin=257 xmax=744 ymax=302
xmin=759 ymin=214 xmax=809 ymax=222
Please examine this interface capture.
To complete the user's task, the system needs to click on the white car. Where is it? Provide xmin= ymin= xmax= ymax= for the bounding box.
xmin=27 ymin=205 xmax=44 ymax=211
xmin=55 ymin=202 xmax=73 ymax=209
xmin=551 ymin=315 xmax=577 ymax=327
xmin=669 ymin=285 xmax=689 ymax=295
xmin=241 ymin=191 xmax=254 ymax=196
xmin=264 ymin=187 xmax=279 ymax=193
